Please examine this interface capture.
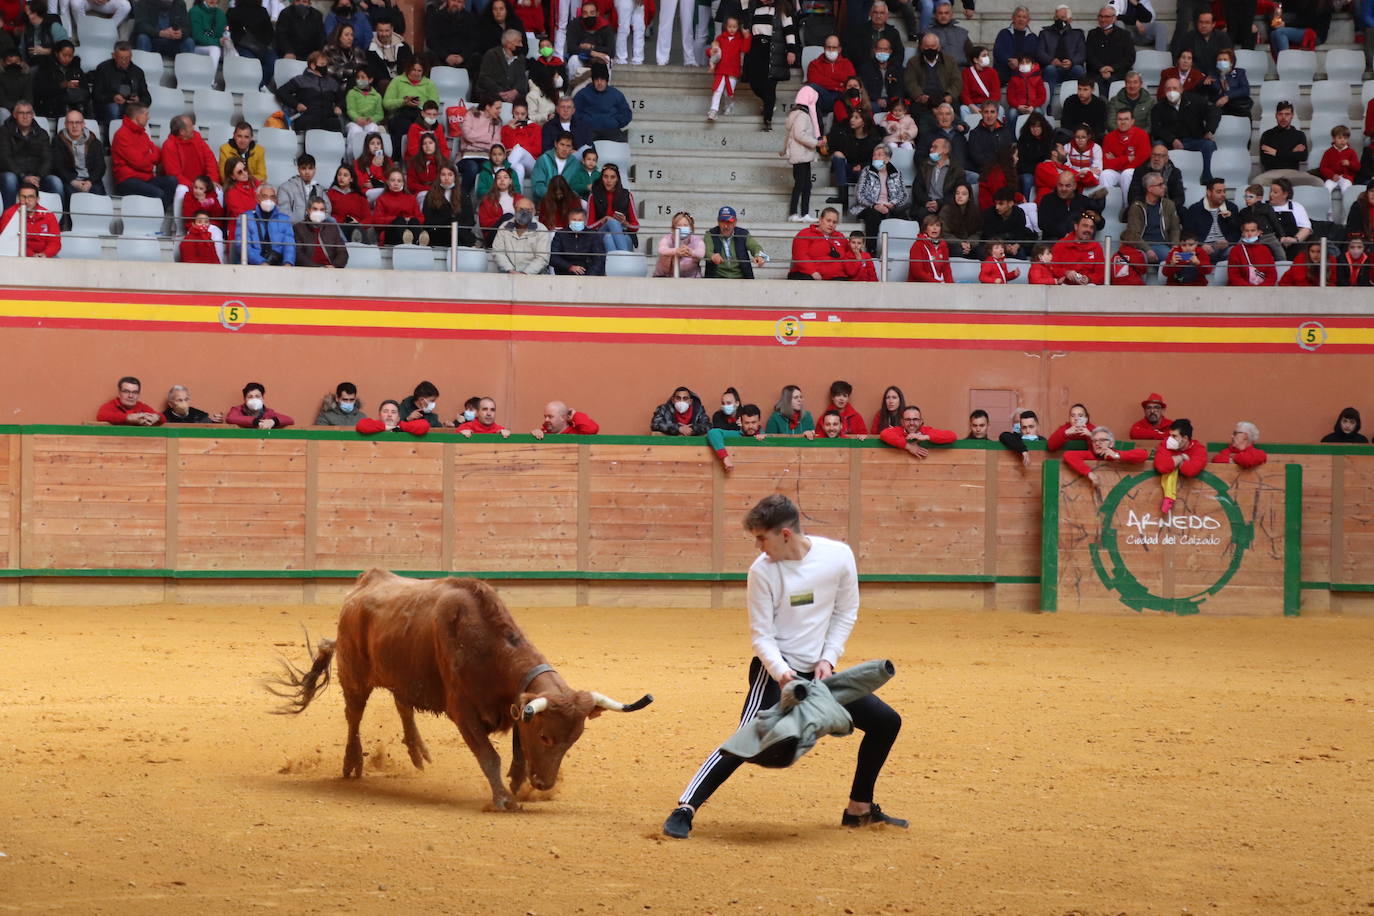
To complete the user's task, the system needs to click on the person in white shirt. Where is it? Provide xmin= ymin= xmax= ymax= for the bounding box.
xmin=662 ymin=493 xmax=905 ymax=839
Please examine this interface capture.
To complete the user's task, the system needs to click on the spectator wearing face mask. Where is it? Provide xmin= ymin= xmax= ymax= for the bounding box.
xmin=242 ymin=184 xmax=296 ymax=265
xmin=1227 ymin=218 xmax=1278 ymax=286
xmin=294 ymin=196 xmax=348 ymax=267
xmin=1036 ymin=4 xmax=1086 ymax=99
xmin=712 ymin=387 xmax=744 ymax=430
xmin=1154 ymin=418 xmax=1207 ymax=516
xmin=345 ymin=68 xmax=385 ymax=151
xmin=997 ymin=408 xmax=1040 ymax=468
xmin=226 ymin=382 xmax=294 ymax=429
xmin=316 ymin=381 xmax=367 ymax=424
xmin=1006 ymin=54 xmax=1047 ymax=116
xmin=805 ymin=34 xmax=854 ymax=116
xmin=1322 ymin=407 xmax=1367 ymax=443
xmin=1212 ymin=421 xmax=1267 ymax=468
xmin=650 ymin=386 xmax=710 ymax=436
xmin=550 ymin=205 xmax=605 ymax=275
xmin=398 ymin=380 xmax=443 ymax=427
xmin=277 ymin=51 xmax=344 ymax=133
xmin=706 ymin=403 xmax=765 ymax=471
xmin=961 ymin=46 xmax=1000 ymax=115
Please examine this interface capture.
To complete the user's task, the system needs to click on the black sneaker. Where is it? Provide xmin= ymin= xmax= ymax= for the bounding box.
xmin=825 ymin=195 xmax=841 ymax=203
xmin=662 ymin=806 xmax=694 ymax=839
xmin=841 ymin=803 xmax=909 ymax=829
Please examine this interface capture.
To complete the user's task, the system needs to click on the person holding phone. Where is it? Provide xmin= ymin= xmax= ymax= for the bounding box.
xmin=654 ymin=211 xmax=705 ymax=277
xmin=1046 ymin=403 xmax=1096 ymax=452
xmin=1161 ymin=232 xmax=1213 ymax=286
xmin=586 ymin=161 xmax=638 ymax=253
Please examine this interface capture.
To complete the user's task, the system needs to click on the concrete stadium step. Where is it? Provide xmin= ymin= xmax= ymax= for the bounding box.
xmin=631 ymin=151 xmax=793 ymax=188
xmin=613 ymin=63 xmax=803 ymax=92
xmin=621 ymin=87 xmax=782 ymax=119
xmin=628 ymin=118 xmax=790 ymax=153
xmin=638 ymin=185 xmax=833 ymax=223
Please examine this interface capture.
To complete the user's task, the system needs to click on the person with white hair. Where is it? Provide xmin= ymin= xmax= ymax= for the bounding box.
xmin=1062 ymin=425 xmax=1148 ymax=483
xmin=162 ymin=385 xmax=224 ymax=424
xmin=1035 ymin=4 xmax=1086 ymax=99
xmin=1212 ymin=421 xmax=1268 ymax=468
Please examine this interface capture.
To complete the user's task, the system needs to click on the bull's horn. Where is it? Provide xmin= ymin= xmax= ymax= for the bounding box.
xmin=518 ymin=697 xmax=550 ymax=721
xmin=590 ymin=692 xmax=654 ymax=712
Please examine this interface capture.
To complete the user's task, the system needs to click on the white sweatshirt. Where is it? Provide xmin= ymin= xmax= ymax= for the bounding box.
xmin=747 ymin=535 xmax=860 ymax=681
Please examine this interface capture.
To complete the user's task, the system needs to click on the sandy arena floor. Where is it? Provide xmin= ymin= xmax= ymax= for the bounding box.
xmin=2 ymin=601 xmax=1373 ymax=915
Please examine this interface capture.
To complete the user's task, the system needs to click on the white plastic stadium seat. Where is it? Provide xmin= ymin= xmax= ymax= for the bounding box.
xmin=193 ymin=88 xmax=236 ymax=129
xmin=69 ymin=192 xmax=114 ymax=237
xmin=240 ymin=88 xmax=281 ymax=126
xmin=1167 ymin=149 xmax=1203 ymax=184
xmin=38 ymin=190 xmax=63 ymax=215
xmin=258 ymin=125 xmax=299 ymax=158
xmin=1214 ymin=115 xmax=1252 ymax=149
xmin=603 ymin=250 xmax=647 ymax=277
xmin=58 ymin=234 xmax=103 ymax=259
xmin=430 ymin=66 xmax=470 ymax=101
xmin=131 ymin=49 xmax=169 ymax=87
xmin=1235 ymin=49 xmax=1271 ymax=81
xmin=452 ymin=246 xmax=489 ymax=272
xmin=1309 ymin=80 xmax=1355 ymax=118
xmin=1134 ymin=50 xmax=1171 ymax=86
xmin=116 ymin=236 xmax=166 ymax=261
xmin=305 ymin=128 xmax=347 ymax=166
xmin=1291 ymin=185 xmax=1332 ymax=222
xmin=118 ymin=195 xmax=167 ymax=236
xmin=1306 ymin=142 xmax=1330 ymax=170
xmin=1323 ymin=49 xmax=1366 ymax=84
xmin=78 ymin=13 xmax=120 ymax=43
xmin=264 ymin=151 xmax=298 ymax=184
xmin=1276 ymin=49 xmax=1317 ymax=84
xmin=1259 ymin=81 xmax=1301 ymax=119
xmin=148 ymin=85 xmax=188 ymax=122
xmin=949 ymin=256 xmax=980 ymax=283
xmin=274 ymin=57 xmax=308 ymax=87
xmin=1210 ymin=147 xmax=1252 ymax=188
xmin=224 ymin=56 xmax=264 ymax=94
xmin=391 ymin=243 xmax=446 ymax=271
xmin=174 ymin=52 xmax=216 ymax=90
xmin=890 ymin=145 xmax=915 ymax=185
xmin=594 ymin=140 xmax=632 ymax=178
xmin=800 ymin=46 xmax=822 ymax=74
xmin=1307 ymin=111 xmax=1346 ymax=146
xmin=877 ymin=217 xmax=920 ymax=282
xmin=345 ymin=241 xmax=383 ymax=269
xmin=1363 ymin=80 xmax=1374 ymax=112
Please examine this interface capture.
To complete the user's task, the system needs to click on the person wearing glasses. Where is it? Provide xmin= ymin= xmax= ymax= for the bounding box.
xmin=96 ymin=376 xmax=164 ymax=426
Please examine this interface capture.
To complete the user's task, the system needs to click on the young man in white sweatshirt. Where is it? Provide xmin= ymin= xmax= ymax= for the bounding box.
xmin=662 ymin=493 xmax=906 ymax=839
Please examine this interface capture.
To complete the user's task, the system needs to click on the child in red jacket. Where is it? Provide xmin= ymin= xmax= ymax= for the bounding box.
xmin=1109 ymin=236 xmax=1148 ymax=284
xmin=1028 ymin=243 xmax=1058 ymax=283
xmin=979 ymin=239 xmax=1021 ymax=283
xmin=707 ymin=15 xmax=750 ymax=121
xmin=178 ymin=211 xmax=222 ymax=264
xmin=849 ymin=231 xmax=879 ymax=281
xmin=1007 ymin=56 xmax=1047 ymax=115
xmin=1319 ymin=125 xmax=1359 ymax=193
xmin=1161 ymin=234 xmax=1213 ymax=286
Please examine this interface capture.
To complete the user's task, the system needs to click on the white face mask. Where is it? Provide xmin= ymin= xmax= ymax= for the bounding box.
xmin=308 ymin=209 xmax=326 ymax=223
xmin=423 ymin=115 xmax=437 ymax=125
xmin=421 ymin=400 xmax=435 ymax=413
xmin=245 ymin=397 xmax=264 ymax=411
xmin=1165 ymin=436 xmax=1181 ymax=450
xmin=1018 ymin=63 xmax=1032 ymax=74
xmin=1165 ymin=90 xmax=1181 ymax=103
xmin=824 ymin=49 xmax=838 ymax=61
xmin=1241 ymin=234 xmax=1258 ymax=244
xmin=977 ymin=55 xmax=990 ymax=67
xmin=674 ymin=399 xmax=691 ymax=413
xmin=463 ymin=409 xmax=477 ymax=421
xmin=258 ymin=198 xmax=275 ymax=212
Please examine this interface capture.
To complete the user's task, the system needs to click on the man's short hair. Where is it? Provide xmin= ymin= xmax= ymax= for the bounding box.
xmin=1180 ymin=231 xmax=1198 ymax=243
xmin=464 ymin=395 xmax=481 ymax=411
xmin=1205 ymin=177 xmax=1225 ymax=192
xmin=738 ymin=404 xmax=762 ymax=419
xmin=422 ymin=98 xmax=440 ymax=111
xmin=554 ymin=130 xmax=574 ymax=145
xmin=242 ymin=381 xmax=265 ymax=396
xmin=1275 ymin=100 xmax=1293 ymax=114
xmin=118 ymin=375 xmax=141 ymax=390
xmin=970 ymin=409 xmax=988 ymax=420
xmin=169 ymin=114 xmax=190 ymax=135
xmin=829 ymin=380 xmax=853 ymax=398
xmin=568 ymin=206 xmax=586 ymax=217
xmin=379 ymin=398 xmax=401 ymax=412
xmin=744 ymin=493 xmax=801 ymax=534
xmin=113 ymin=40 xmax=132 ymax=52
xmin=822 ymin=408 xmax=843 ymax=420
xmin=1170 ymin=418 xmax=1194 ymax=439
xmin=993 ymin=186 xmax=1016 ymax=203
xmin=336 ymin=381 xmax=357 ymax=398
xmin=412 ymin=380 xmax=439 ymax=399
xmin=1076 ymin=77 xmax=1094 ymax=89
xmin=902 ymin=405 xmax=922 ymax=417
xmin=297 ymin=153 xmax=316 ymax=168
xmin=1240 ymin=218 xmax=1259 ymax=231
xmin=1019 ymin=409 xmax=1038 ymax=422
xmin=125 ymin=101 xmax=148 ymax=116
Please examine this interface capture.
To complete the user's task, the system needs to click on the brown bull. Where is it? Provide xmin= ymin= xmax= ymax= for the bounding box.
xmin=268 ymin=569 xmax=652 ymax=810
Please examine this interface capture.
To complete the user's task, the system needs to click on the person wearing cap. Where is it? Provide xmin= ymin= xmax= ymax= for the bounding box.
xmin=1252 ymin=100 xmax=1323 ymax=189
xmin=1130 ymin=393 xmax=1171 ymax=441
xmin=571 ymin=60 xmax=632 ymax=141
xmin=704 ymin=206 xmax=767 ymax=279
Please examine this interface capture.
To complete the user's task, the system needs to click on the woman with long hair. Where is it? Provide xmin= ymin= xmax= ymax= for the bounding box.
xmin=421 ymin=164 xmax=477 ymax=248
xmin=938 ymin=183 xmax=983 ymax=259
xmin=871 ymin=386 xmax=905 ymax=433
xmin=354 ymin=132 xmax=397 ymax=204
xmin=222 ymin=157 xmax=261 ymax=241
xmin=765 ymin=384 xmax=815 ymax=437
xmin=1016 ymin=111 xmax=1054 ymax=199
xmin=327 ymin=163 xmax=373 ymax=242
xmin=323 ymin=22 xmax=367 ymax=83
xmin=538 ymin=174 xmax=579 ymax=230
xmin=587 ymin=162 xmax=639 ymax=252
xmin=405 ymin=131 xmax=450 ymax=194
xmin=477 ymin=166 xmax=518 ymax=247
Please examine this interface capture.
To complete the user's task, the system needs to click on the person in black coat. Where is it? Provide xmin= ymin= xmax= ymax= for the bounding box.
xmin=366 ymin=0 xmax=406 ymax=37
xmin=1037 ymin=169 xmax=1104 ymax=242
xmin=50 ymin=109 xmax=106 ymax=204
xmin=1126 ymin=143 xmax=1185 ymax=211
xmin=276 ymin=51 xmax=343 ymax=131
xmin=1084 ymin=6 xmax=1135 ymax=96
xmin=426 ymin=0 xmax=478 ymax=73
xmin=420 ymin=166 xmax=477 ymax=248
xmin=843 ymin=2 xmax=904 ymax=69
xmin=858 ymin=41 xmax=904 ymax=114
xmin=88 ymin=43 xmax=148 ymax=134
xmin=981 ymin=185 xmax=1036 ymax=258
xmin=31 ymin=40 xmax=86 ymax=119
xmin=1152 ymin=77 xmax=1216 ymax=179
xmin=1321 ymin=407 xmax=1368 ymax=443
xmin=1181 ymin=177 xmax=1239 ymax=260
xmin=549 ymin=207 xmax=605 ymax=275
xmin=228 ymin=0 xmax=276 ymax=80
xmin=274 ymin=0 xmax=327 ymax=60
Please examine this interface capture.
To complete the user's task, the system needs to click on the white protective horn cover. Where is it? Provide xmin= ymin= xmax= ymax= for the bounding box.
xmin=520 ymin=696 xmax=550 ymax=721
xmin=590 ymin=692 xmax=654 ymax=712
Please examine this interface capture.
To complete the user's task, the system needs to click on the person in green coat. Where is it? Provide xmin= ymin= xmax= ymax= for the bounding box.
xmin=565 ymin=146 xmax=601 ymax=199
xmin=765 ymin=385 xmax=817 ymax=437
xmin=344 ymin=66 xmax=385 ymax=154
xmin=189 ymin=0 xmax=230 ymax=72
xmin=382 ymin=57 xmax=439 ymax=159
xmin=473 ymin=144 xmax=523 ymax=198
xmin=530 ymin=131 xmax=579 ymax=203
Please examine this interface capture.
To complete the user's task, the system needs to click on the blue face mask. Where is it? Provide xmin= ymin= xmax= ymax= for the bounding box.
xmin=569 ymin=219 xmax=586 ymax=232
xmin=928 ymin=152 xmax=941 ymax=162
xmin=722 ymin=403 xmax=737 ymax=416
xmin=339 ymin=401 xmax=355 ymax=412
xmin=463 ymin=409 xmax=477 ymax=422
xmin=874 ymin=51 xmax=890 ymax=63
xmin=871 ymin=159 xmax=885 ymax=170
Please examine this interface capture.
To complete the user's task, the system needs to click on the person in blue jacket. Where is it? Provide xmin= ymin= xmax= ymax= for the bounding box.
xmin=571 ymin=61 xmax=631 ymax=141
xmin=244 ymin=185 xmax=297 ymax=266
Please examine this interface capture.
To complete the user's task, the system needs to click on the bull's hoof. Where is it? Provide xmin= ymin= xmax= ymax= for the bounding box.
xmin=484 ymin=797 xmax=521 ymax=812
xmin=405 ymin=740 xmax=432 ymax=770
xmin=343 ymin=755 xmax=364 ymax=779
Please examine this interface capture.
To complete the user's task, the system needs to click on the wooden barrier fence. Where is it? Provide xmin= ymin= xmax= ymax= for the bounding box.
xmin=0 ymin=426 xmax=1370 ymax=613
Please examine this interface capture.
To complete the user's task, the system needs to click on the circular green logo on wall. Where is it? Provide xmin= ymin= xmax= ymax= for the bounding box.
xmin=1089 ymin=470 xmax=1254 ymax=615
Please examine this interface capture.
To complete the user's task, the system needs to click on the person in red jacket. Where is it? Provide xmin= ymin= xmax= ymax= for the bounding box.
xmin=814 ymin=379 xmax=868 ymax=436
xmin=960 ymin=47 xmax=1002 ymax=113
xmin=1052 ymin=214 xmax=1105 ymax=284
xmin=1277 ymin=241 xmax=1334 ymax=287
xmin=1046 ymin=403 xmax=1096 ymax=451
xmin=354 ymin=132 xmax=397 ymax=203
xmin=1063 ymin=426 xmax=1149 ymax=484
xmin=848 ymin=230 xmax=879 ymax=280
xmin=979 ymin=239 xmax=1021 ymax=282
xmin=456 ymin=396 xmax=513 ymax=438
xmin=879 ymin=405 xmax=957 ymax=459
xmin=705 ymin=14 xmax=750 ymax=120
xmin=532 ymin=401 xmax=599 ymax=437
xmin=405 ymin=101 xmax=450 ymax=163
xmin=1153 ymin=417 xmax=1207 ymax=515
xmin=1130 ymin=393 xmax=1171 ymax=441
xmin=96 ymin=376 xmax=163 ymax=426
xmin=161 ymin=115 xmax=221 ymax=216
xmin=787 ymin=207 xmax=857 ymax=279
xmin=0 ymin=187 xmax=61 ymax=257
xmin=112 ymin=103 xmax=178 ymax=210
xmin=1161 ymin=234 xmax=1214 ymax=286
xmin=371 ymin=167 xmax=426 ymax=246
xmin=1100 ymin=108 xmax=1150 ymax=194
xmin=1028 ymin=242 xmax=1058 ymax=283
xmin=222 ymin=158 xmax=262 ymax=241
xmin=499 ymin=101 xmax=542 ymax=179
xmin=356 ymin=400 xmax=431 ymax=436
xmin=1318 ymin=125 xmax=1359 ymax=193
xmin=1228 ymin=221 xmax=1279 ymax=286
xmin=1212 ymin=421 xmax=1268 ymax=468
xmin=1006 ymin=56 xmax=1046 ymax=115
xmin=1108 ymin=233 xmax=1148 ymax=284
xmin=804 ymin=35 xmax=856 ymax=116
xmin=225 ymin=382 xmax=294 ymax=430
xmin=181 ymin=176 xmax=227 ymax=229
xmin=178 ymin=211 xmax=222 ymax=263
xmin=907 ymin=214 xmax=952 ymax=283
xmin=327 ymin=164 xmax=373 ymax=241
xmin=404 ymin=131 xmax=448 ymax=194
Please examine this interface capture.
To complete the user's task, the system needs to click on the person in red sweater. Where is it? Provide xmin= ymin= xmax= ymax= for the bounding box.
xmin=354 ymin=133 xmax=396 ymax=203
xmin=455 ymin=396 xmax=512 ymax=438
xmin=532 ymin=401 xmax=599 ymax=437
xmin=1052 ymin=214 xmax=1105 ymax=284
xmin=222 ymin=158 xmax=261 ymax=241
xmin=1063 ymin=426 xmax=1149 ymax=484
xmin=1228 ymin=221 xmax=1278 ymax=286
xmin=405 ymin=101 xmax=450 ymax=164
xmin=371 ymin=168 xmax=426 ymax=246
xmin=960 ymin=47 xmax=1001 ymax=114
xmin=499 ymin=101 xmax=542 ymax=179
xmin=1028 ymin=242 xmax=1058 ymax=283
xmin=0 ymin=187 xmax=60 ymax=257
xmin=879 ymin=405 xmax=957 ymax=459
xmin=1278 ymin=241 xmax=1335 ymax=287
xmin=1212 ymin=421 xmax=1268 ymax=468
xmin=804 ymin=36 xmax=856 ymax=116
xmin=814 ymin=379 xmax=868 ymax=436
xmin=1318 ymin=125 xmax=1359 ymax=193
xmin=225 ymin=382 xmax=294 ymax=430
xmin=1033 ymin=147 xmax=1073 ymax=202
xmin=870 ymin=385 xmax=906 ymax=435
xmin=1006 ymin=56 xmax=1046 ymax=115
xmin=1046 ymin=403 xmax=1096 ymax=451
xmin=112 ymin=104 xmax=178 ymax=210
xmin=181 ymin=176 xmax=227 ymax=226
xmin=1156 ymin=49 xmax=1204 ymax=99
xmin=848 ymin=231 xmax=879 ymax=280
xmin=477 ymin=168 xmax=518 ymax=246
xmin=705 ymin=14 xmax=750 ymax=120
xmin=1161 ymin=234 xmax=1214 ymax=286
xmin=96 ymin=376 xmax=163 ymax=426
xmin=787 ymin=207 xmax=857 ymax=280
xmin=1100 ymin=108 xmax=1150 ymax=194
xmin=356 ymin=400 xmax=431 ymax=436
xmin=907 ymin=214 xmax=952 ymax=282
xmin=327 ymin=164 xmax=373 ymax=241
xmin=979 ymin=239 xmax=1022 ymax=282
xmin=178 ymin=211 xmax=222 ymax=263
xmin=1153 ymin=418 xmax=1207 ymax=515
xmin=1130 ymin=393 xmax=1171 ymax=441
xmin=1108 ymin=233 xmax=1148 ymax=284
xmin=161 ymin=115 xmax=221 ymax=216
xmin=405 ymin=132 xmax=448 ymax=194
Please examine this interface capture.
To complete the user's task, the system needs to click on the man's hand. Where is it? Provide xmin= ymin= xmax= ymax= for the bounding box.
xmin=296 ymin=103 xmax=308 ymax=112
xmin=570 ymin=265 xmax=586 ymax=275
xmin=1021 ymin=451 xmax=1032 ymax=468
xmin=677 ymin=424 xmax=693 ymax=436
xmin=815 ymin=660 xmax=834 ymax=680
xmin=802 ymin=430 xmax=816 ymax=440
xmin=777 ymin=670 xmax=796 ymax=686
xmin=257 ymin=418 xmax=276 ymax=429
xmin=531 ymin=428 xmax=546 ymax=439
xmin=500 ymin=429 xmax=511 ymax=438
xmin=709 ymin=252 xmax=724 ymax=265
xmin=209 ymin=411 xmax=224 ymax=423
xmin=499 ymin=89 xmax=517 ymax=101
xmin=906 ymin=442 xmax=930 ymax=459
xmin=751 ymin=254 xmax=766 ymax=266
xmin=1260 ymin=144 xmax=1276 ymax=155
xmin=721 ymin=453 xmax=734 ymax=471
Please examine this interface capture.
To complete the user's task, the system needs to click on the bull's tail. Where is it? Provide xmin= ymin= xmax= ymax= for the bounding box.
xmin=264 ymin=626 xmax=337 ymax=715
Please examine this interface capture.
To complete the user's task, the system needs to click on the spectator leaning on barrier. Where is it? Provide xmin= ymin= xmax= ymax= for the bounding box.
xmin=997 ymin=409 xmax=1040 ymax=468
xmin=493 ymin=196 xmax=551 ymax=274
xmin=1046 ymin=403 xmax=1095 ymax=451
xmin=707 ymin=404 xmax=765 ymax=471
xmin=653 ymin=210 xmax=704 ymax=278
xmin=532 ymin=400 xmax=599 ymax=437
xmin=1154 ymin=417 xmax=1206 ymax=516
xmin=97 ymin=376 xmax=164 ymax=426
xmin=704 ymin=205 xmax=766 ymax=279
xmin=712 ymin=388 xmax=742 ymax=430
xmin=163 ymin=385 xmax=223 ymax=423
xmin=1063 ymin=425 xmax=1148 ymax=484
xmin=1212 ymin=421 xmax=1268 ymax=467
xmin=456 ymin=396 xmax=512 ymax=437
xmin=0 ymin=183 xmax=60 ymax=255
xmin=226 ymin=382 xmax=294 ymax=429
xmin=967 ymin=409 xmax=989 ymax=439
xmin=1129 ymin=392 xmax=1170 ymax=440
xmin=765 ymin=385 xmax=816 ymax=437
xmin=871 ymin=385 xmax=905 ymax=434
xmin=1322 ymin=407 xmax=1367 ymax=444
xmin=316 ymin=381 xmax=365 ymax=424
xmin=397 ymin=379 xmax=442 ymax=427
xmin=879 ymin=404 xmax=956 ymax=460
xmin=356 ymin=399 xmax=430 ymax=436
xmin=650 ymin=386 xmax=710 ymax=437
